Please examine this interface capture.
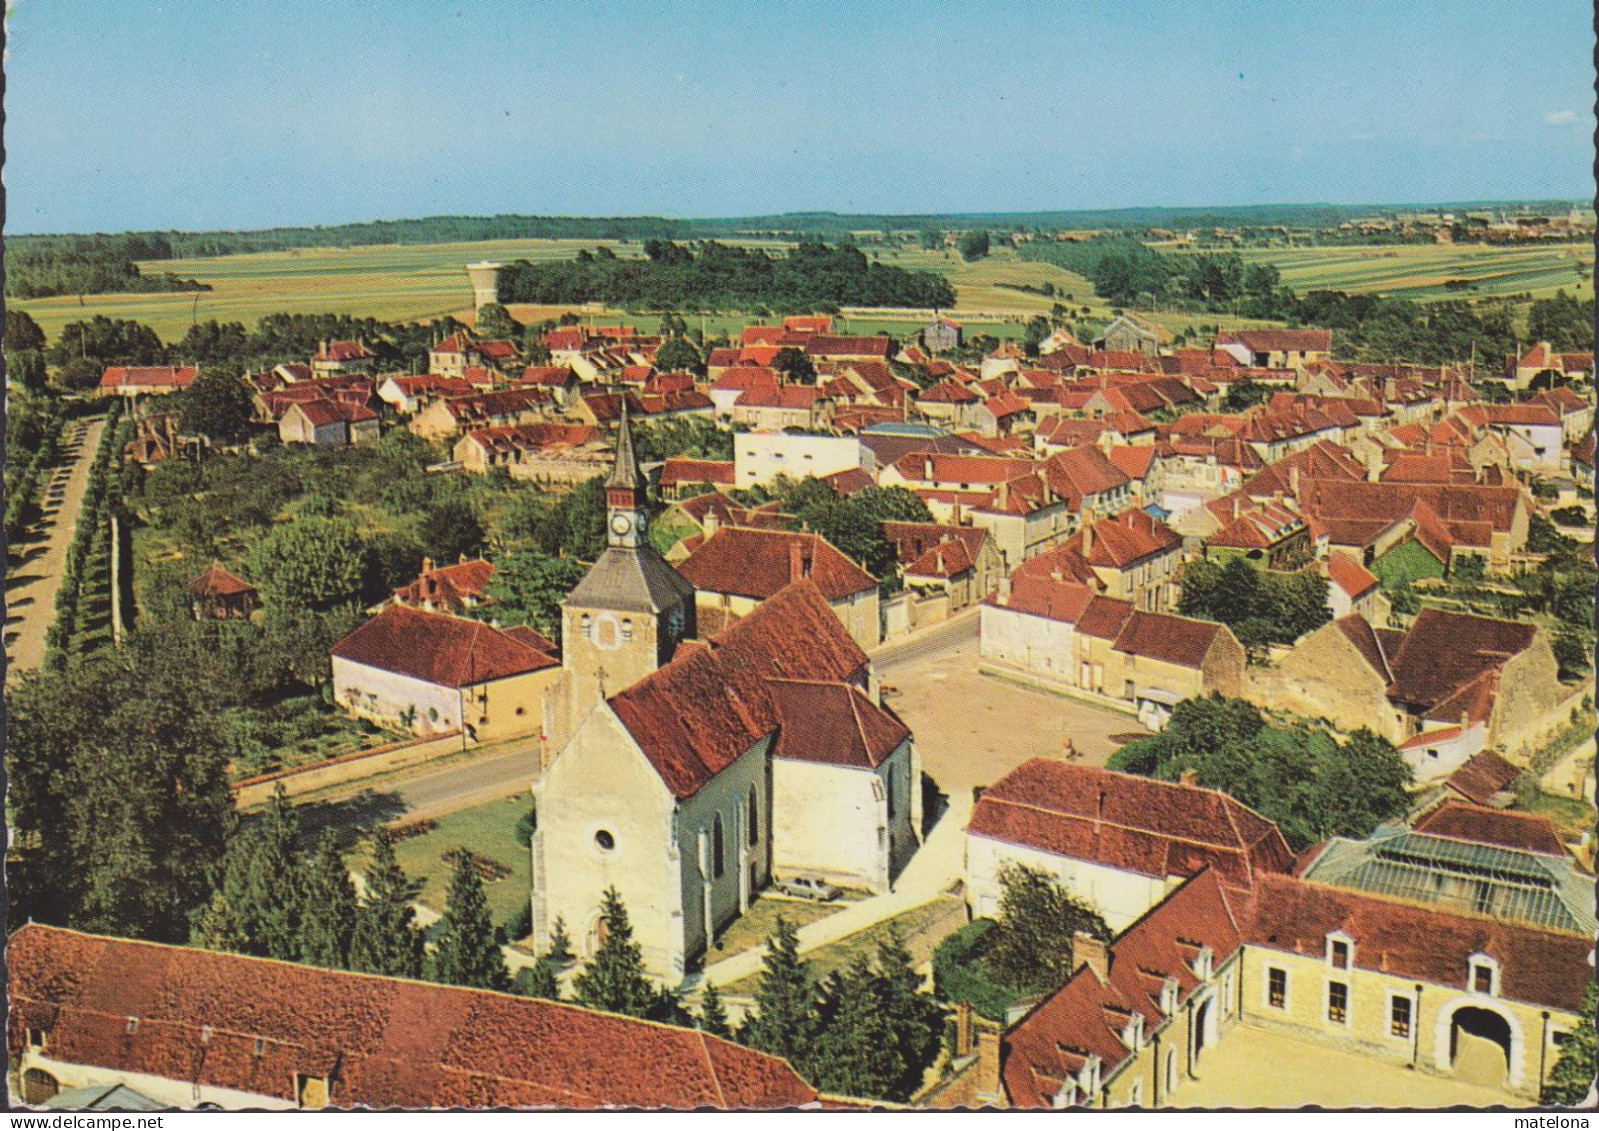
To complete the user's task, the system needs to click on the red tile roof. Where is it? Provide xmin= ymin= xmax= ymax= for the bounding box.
xmin=917 ymin=378 xmax=981 ymax=405
xmin=1443 ymin=749 xmax=1521 ymax=806
xmin=1216 ymin=328 xmax=1332 ymax=354
xmin=992 ymin=575 xmax=1097 ymax=620
xmin=972 ymin=759 xmax=1294 ymax=887
xmin=7 ymin=924 xmax=818 ymax=1110
xmin=97 ymin=365 xmax=199 ymax=393
xmin=658 ymin=457 xmax=735 ymax=489
xmin=1326 ymin=550 xmax=1378 ymax=599
xmin=517 ymin=365 xmax=577 ymax=388
xmin=191 ymin=562 xmax=256 ymax=599
xmin=394 ymin=558 xmax=495 ymax=611
xmin=1412 ymin=801 xmax=1569 ymax=858
xmin=460 ymin=423 xmax=602 ymax=458
xmin=385 ymin=374 xmax=476 ymax=399
xmin=332 ymin=605 xmax=557 ymax=687
xmin=1385 ymin=609 xmax=1538 ymax=714
xmin=290 ymin=398 xmax=379 ymax=427
xmin=1043 ymin=446 xmax=1131 ymax=506
xmin=315 ymin=339 xmax=377 ymax=362
xmin=804 ymin=335 xmax=894 ymax=359
xmin=678 ymin=528 xmax=875 ymax=602
xmin=769 ymin=679 xmax=909 ymax=769
xmin=607 ymin=581 xmax=868 ymax=798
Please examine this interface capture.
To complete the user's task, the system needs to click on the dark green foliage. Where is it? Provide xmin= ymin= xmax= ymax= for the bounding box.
xmin=932 ymin=919 xmax=1022 ymax=1022
xmin=546 ymin=915 xmax=576 ymax=968
xmin=177 ymin=369 xmax=256 ymax=442
xmin=47 ymin=316 xmax=166 ymax=370
xmin=633 ymin=416 xmax=734 ymax=463
xmin=739 ymin=916 xmax=817 ymax=1064
xmin=1529 ymin=290 xmax=1594 ymax=354
xmin=517 ymin=958 xmax=562 ymax=1001
xmin=790 ymin=484 xmax=933 ymax=581
xmin=772 ymin=346 xmax=816 ymax=385
xmin=1553 ymin=629 xmax=1594 ymax=681
xmin=350 ymin=830 xmax=425 ymax=979
xmin=431 ymin=850 xmax=512 ymax=991
xmin=1543 ymin=981 xmax=1597 ymax=1105
xmin=484 ymin=547 xmax=586 ymax=637
xmin=5 ymin=308 xmax=48 ymax=352
xmin=5 ymin=641 xmax=233 ymax=941
xmin=1179 ymin=558 xmax=1329 ymax=651
xmin=958 ymin=230 xmax=991 ymax=262
xmin=1108 ymin=696 xmax=1412 ymax=850
xmin=983 ymin=863 xmax=1110 ymax=996
xmin=573 ymin=888 xmax=659 ymax=1019
xmin=697 ymin=980 xmax=732 ymax=1038
xmin=474 ymin=303 xmax=519 ymax=340
xmin=499 ymin=240 xmax=954 ymax=311
xmin=1220 ymin=378 xmax=1272 ymax=413
xmin=299 ymin=832 xmax=358 ymax=970
xmin=172 ymin=320 xmax=250 ymax=364
xmin=248 ymin=517 xmax=368 ymax=610
xmin=418 ymin=498 xmax=486 ymax=564
xmin=654 ymin=336 xmax=703 ymax=375
xmin=7 ymin=234 xmax=209 ymax=299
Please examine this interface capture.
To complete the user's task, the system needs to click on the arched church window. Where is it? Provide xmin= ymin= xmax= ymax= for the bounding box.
xmin=713 ymin=814 xmax=726 ymax=879
xmin=580 ymin=613 xmax=593 ymax=639
xmin=747 ymin=788 xmax=759 ymax=845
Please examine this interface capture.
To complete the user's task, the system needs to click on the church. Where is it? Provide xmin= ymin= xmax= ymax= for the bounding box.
xmin=530 ymin=406 xmax=920 ymax=983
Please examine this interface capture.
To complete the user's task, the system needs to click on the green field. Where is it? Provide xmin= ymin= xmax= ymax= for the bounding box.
xmin=1172 ymin=241 xmax=1593 ymax=304
xmin=15 ymin=235 xmax=1587 ymax=347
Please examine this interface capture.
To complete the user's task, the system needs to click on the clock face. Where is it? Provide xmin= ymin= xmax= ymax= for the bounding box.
xmin=610 ymin=513 xmax=634 ymax=536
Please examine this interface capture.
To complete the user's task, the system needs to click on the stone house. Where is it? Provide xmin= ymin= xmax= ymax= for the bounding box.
xmin=921 ymin=316 xmax=963 ymax=354
xmin=1094 ymin=314 xmax=1166 ymax=358
xmin=1214 ymin=329 xmax=1332 ymax=369
xmin=453 ymin=423 xmax=606 ymax=481
xmin=278 ymin=399 xmax=380 ymax=446
xmin=410 ymin=388 xmax=550 ymax=442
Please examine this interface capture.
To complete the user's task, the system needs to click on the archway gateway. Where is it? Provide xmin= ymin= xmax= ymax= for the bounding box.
xmin=1450 ymin=1006 xmax=1513 ymax=1087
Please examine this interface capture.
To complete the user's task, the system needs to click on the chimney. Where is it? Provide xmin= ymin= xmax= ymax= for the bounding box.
xmin=1233 ymin=497 xmax=1242 ymax=520
xmin=998 ymin=480 xmax=1010 ymax=509
xmin=974 ymin=1029 xmax=1004 ymax=1104
xmin=421 ymin=556 xmax=434 ymax=574
xmin=923 ymin=455 xmax=934 ymax=481
xmin=1082 ymin=518 xmax=1094 ymax=557
xmin=1179 ymin=768 xmax=1198 ymax=787
xmin=954 ymin=1002 xmax=976 ymax=1059
xmin=1074 ymin=932 xmax=1111 ymax=984
xmin=703 ymin=508 xmax=721 ymax=537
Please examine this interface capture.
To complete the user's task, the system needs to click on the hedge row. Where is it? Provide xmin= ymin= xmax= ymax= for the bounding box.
xmin=44 ymin=403 xmax=128 ymax=669
xmin=931 ymin=918 xmax=1026 ymax=1023
xmin=4 ymin=402 xmax=65 ymax=545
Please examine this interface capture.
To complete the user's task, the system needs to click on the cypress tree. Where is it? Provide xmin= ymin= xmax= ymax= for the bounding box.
xmin=192 ymin=891 xmax=247 ymax=953
xmin=517 ymin=958 xmax=561 ymax=1001
xmin=1544 ymin=981 xmax=1598 ymax=1105
xmin=431 ymin=851 xmax=511 ymax=991
xmin=572 ymin=887 xmax=658 ymax=1018
xmin=697 ymin=979 xmax=732 ymax=1039
xmin=252 ymin=786 xmax=306 ymax=961
xmin=546 ymin=914 xmax=575 ymax=967
xmin=809 ymin=956 xmax=903 ymax=1100
xmin=874 ymin=929 xmax=944 ymax=1101
xmin=299 ymin=832 xmax=357 ymax=970
xmin=350 ymin=830 xmax=424 ymax=979
xmin=739 ymin=916 xmax=816 ymax=1064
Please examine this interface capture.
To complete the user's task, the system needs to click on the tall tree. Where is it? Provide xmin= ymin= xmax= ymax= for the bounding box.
xmin=984 ymin=861 xmax=1110 ymax=995
xmin=654 ymin=336 xmax=704 ymax=375
xmin=419 ymin=499 xmax=486 ymax=564
xmin=697 ymin=979 xmax=732 ymax=1039
xmin=772 ymin=346 xmax=816 ymax=385
xmin=474 ymin=303 xmax=519 ymax=340
xmin=518 ymin=958 xmax=562 ymax=1001
xmin=350 ymin=830 xmax=425 ymax=979
xmin=299 ymin=832 xmax=358 ymax=970
xmin=483 ymin=547 xmax=586 ymax=636
xmin=740 ymin=916 xmax=816 ymax=1064
xmin=573 ymin=887 xmax=658 ymax=1018
xmin=873 ymin=930 xmax=944 ymax=1099
xmin=248 ymin=517 xmax=367 ymax=610
xmin=809 ymin=957 xmax=905 ymax=1100
xmin=178 ymin=369 xmax=256 ymax=443
xmin=1543 ymin=981 xmax=1597 ymax=1105
xmin=431 ymin=851 xmax=511 ymax=991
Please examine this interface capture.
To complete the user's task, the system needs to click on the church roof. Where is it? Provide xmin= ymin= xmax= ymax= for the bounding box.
xmin=605 ymin=398 xmax=643 ymax=491
xmin=564 ymin=546 xmax=696 ymax=615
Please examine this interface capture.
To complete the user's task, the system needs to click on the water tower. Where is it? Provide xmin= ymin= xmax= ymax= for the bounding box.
xmin=466 ymin=261 xmax=503 ymax=309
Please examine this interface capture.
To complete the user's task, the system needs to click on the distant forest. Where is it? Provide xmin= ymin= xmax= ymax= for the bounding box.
xmin=6 ymin=234 xmax=210 ymax=299
xmin=496 ymin=240 xmax=956 ymax=312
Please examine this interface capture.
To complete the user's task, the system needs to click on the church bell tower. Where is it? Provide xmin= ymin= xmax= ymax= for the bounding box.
xmin=560 ymin=399 xmax=698 ymax=712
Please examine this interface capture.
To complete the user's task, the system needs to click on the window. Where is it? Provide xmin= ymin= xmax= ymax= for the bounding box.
xmin=1470 ymin=957 xmax=1499 ymax=995
xmin=594 ymin=829 xmax=616 ymax=852
xmin=747 ymin=788 xmax=760 ymax=845
xmin=1330 ymin=940 xmax=1350 ymax=970
xmin=886 ymin=767 xmax=897 ymax=819
xmin=713 ymin=814 xmax=726 ymax=879
xmin=26 ymin=1027 xmax=44 ymax=1050
xmin=1389 ymin=995 xmax=1412 ymax=1039
xmin=1267 ymin=968 xmax=1288 ymax=1010
xmin=1327 ymin=981 xmax=1349 ymax=1025
xmin=580 ymin=613 xmax=593 ymax=640
xmin=621 ymin=618 xmax=634 ymax=641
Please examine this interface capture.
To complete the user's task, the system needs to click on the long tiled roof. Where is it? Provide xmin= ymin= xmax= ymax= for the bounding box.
xmin=1412 ymin=801 xmax=1569 ymax=858
xmin=332 ymin=605 xmax=557 ymax=687
xmin=678 ymin=528 xmax=875 ymax=601
xmin=7 ymin=925 xmax=818 ymax=1110
xmin=768 ymin=679 xmax=909 ymax=769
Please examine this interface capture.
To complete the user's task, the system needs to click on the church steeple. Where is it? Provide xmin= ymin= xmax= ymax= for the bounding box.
xmin=604 ymin=397 xmax=647 ymax=549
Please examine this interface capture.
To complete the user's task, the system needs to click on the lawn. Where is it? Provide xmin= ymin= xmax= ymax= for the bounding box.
xmin=722 ymin=895 xmax=966 ymax=997
xmin=354 ymin=794 xmax=533 ymax=934
xmin=1516 ymin=787 xmax=1595 ymax=842
xmin=705 ymin=894 xmax=844 ymax=965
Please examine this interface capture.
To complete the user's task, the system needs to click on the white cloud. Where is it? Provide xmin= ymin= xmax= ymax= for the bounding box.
xmin=1544 ymin=109 xmax=1580 ymax=126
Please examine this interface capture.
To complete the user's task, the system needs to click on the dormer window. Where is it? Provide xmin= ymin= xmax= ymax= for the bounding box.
xmin=1192 ymin=945 xmax=1213 ymax=981
xmin=1469 ymin=954 xmax=1500 ymax=996
xmin=1160 ymin=976 xmax=1180 ymax=1015
xmin=1326 ymin=932 xmax=1353 ymax=971
xmin=1121 ymin=1013 xmax=1144 ymax=1051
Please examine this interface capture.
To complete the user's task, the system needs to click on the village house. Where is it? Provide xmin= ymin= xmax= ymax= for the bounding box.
xmin=657 ymin=457 xmax=736 ymax=500
xmin=310 ymin=338 xmax=379 ymax=376
xmin=733 ymin=431 xmax=868 ymax=488
xmin=1201 ymin=497 xmax=1313 ymax=570
xmin=731 ymin=384 xmax=833 ymax=432
xmin=1214 ymin=328 xmax=1332 ymax=369
xmin=1250 ymin=609 xmax=1569 ymax=762
xmin=453 ymin=423 xmax=607 ymax=482
xmin=1094 ymin=314 xmax=1168 ymax=358
xmin=964 ymin=759 xmax=1293 ymax=930
xmin=677 ymin=527 xmax=880 ymax=649
xmin=376 ymin=373 xmax=475 ymax=415
xmin=967 ymin=472 xmax=1074 ymax=569
xmin=803 ymin=335 xmax=896 ymax=363
xmin=1324 ymin=550 xmax=1387 ymax=622
xmin=1507 ymin=340 xmax=1593 ymax=390
xmin=7 ymin=924 xmax=820 ymax=1110
xmin=410 ymin=388 xmax=550 ymax=442
xmin=95 ymin=364 xmax=198 ymax=398
xmin=516 ymin=364 xmax=582 ymax=406
xmin=277 ymin=398 xmax=380 ymax=446
xmin=189 ymin=562 xmax=260 ymax=620
xmin=1476 ymin=404 xmax=1565 ymax=473
xmin=331 ymin=604 xmax=563 ymax=742
xmin=429 ymin=332 xmax=520 ymax=380
xmin=391 ymin=556 xmax=494 ymax=616
xmin=884 ymin=522 xmax=1004 ymax=608
xmin=1296 ymin=478 xmax=1530 ymax=570
xmin=921 ymin=315 xmax=963 ymax=353
xmin=1018 ymin=509 xmax=1184 ymax=612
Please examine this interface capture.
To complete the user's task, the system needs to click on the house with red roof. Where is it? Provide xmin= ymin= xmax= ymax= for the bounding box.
xmin=190 ymin=562 xmax=260 ymax=620
xmin=453 ymin=422 xmax=607 ymax=482
xmin=657 ymin=456 xmax=736 ymax=500
xmin=331 ymin=604 xmax=562 ymax=742
xmin=730 ymin=383 xmax=833 ymax=431
xmin=1018 ymin=509 xmax=1184 ymax=612
xmin=884 ymin=521 xmax=1004 ymax=611
xmin=989 ymin=862 xmax=1590 ymax=1108
xmin=1254 ymin=609 xmax=1567 ymax=763
xmin=677 ymin=527 xmax=880 ymax=650
xmin=1324 ymin=550 xmax=1385 ymax=622
xmin=965 ymin=759 xmax=1293 ymax=929
xmin=428 ymin=332 xmax=519 ymax=380
xmin=7 ymin=923 xmax=822 ymax=1110
xmin=310 ymin=338 xmax=380 ymax=376
xmin=278 ymin=398 xmax=380 ymax=446
xmin=410 ymin=388 xmax=550 ymax=442
xmin=1508 ymin=340 xmax=1594 ymax=390
xmin=514 ymin=364 xmax=581 ymax=405
xmin=392 ymin=556 xmax=495 ymax=616
xmin=96 ymin=365 xmax=199 ymax=398
xmin=376 ymin=373 xmax=475 ymax=415
xmin=1214 ymin=328 xmax=1332 ymax=369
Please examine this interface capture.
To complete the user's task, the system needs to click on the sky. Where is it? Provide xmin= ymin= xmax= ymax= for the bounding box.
xmin=5 ymin=0 xmax=1594 ymax=234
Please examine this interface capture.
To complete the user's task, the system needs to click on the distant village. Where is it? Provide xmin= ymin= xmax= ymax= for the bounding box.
xmin=12 ymin=254 xmax=1597 ymax=1112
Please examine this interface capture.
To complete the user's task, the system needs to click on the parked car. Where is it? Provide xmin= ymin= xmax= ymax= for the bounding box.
xmin=775 ymin=873 xmax=841 ymax=902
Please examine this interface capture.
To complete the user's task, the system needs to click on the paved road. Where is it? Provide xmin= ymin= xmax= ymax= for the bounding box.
xmin=874 ymin=607 xmax=981 ymax=675
xmin=5 ymin=417 xmax=103 ymax=679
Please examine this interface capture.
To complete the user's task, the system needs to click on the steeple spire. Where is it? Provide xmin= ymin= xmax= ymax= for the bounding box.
xmin=607 ymin=395 xmax=642 ymax=491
